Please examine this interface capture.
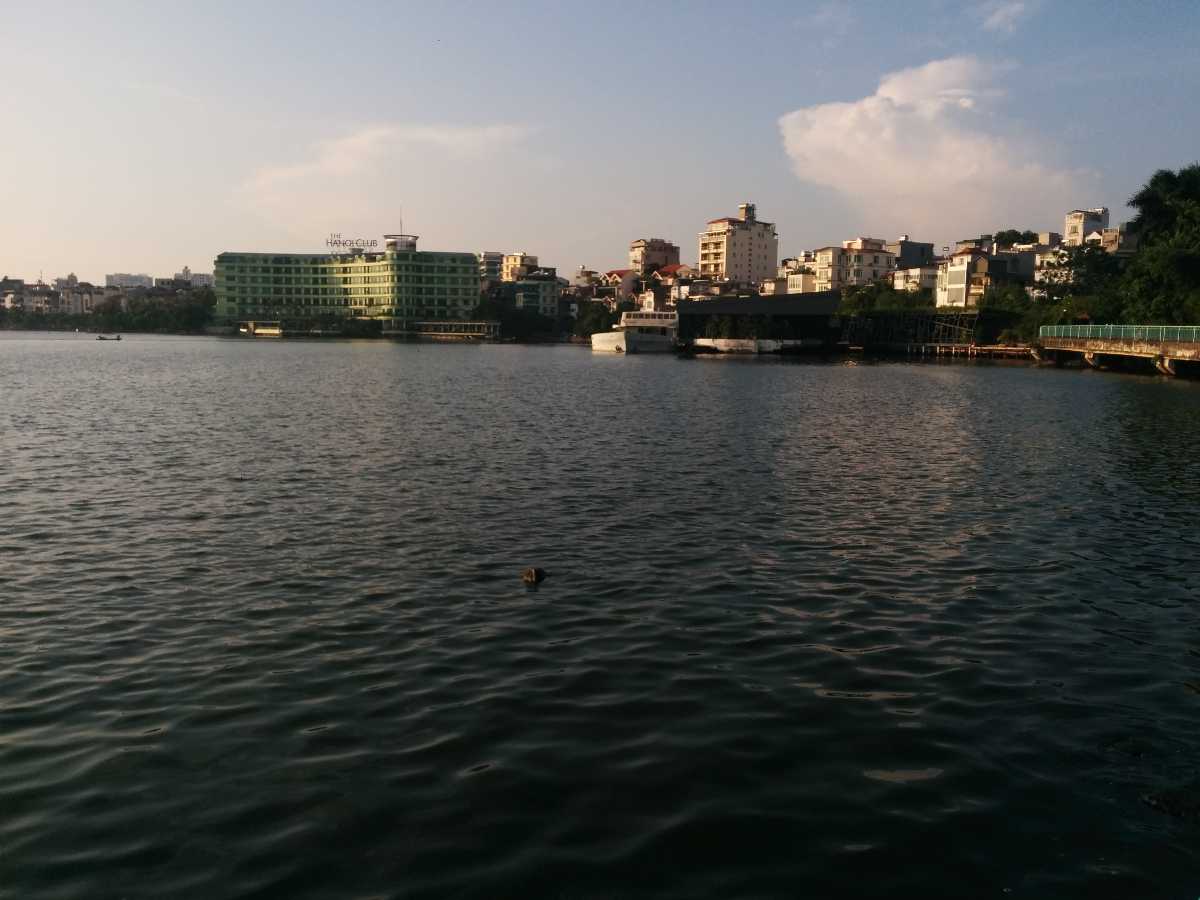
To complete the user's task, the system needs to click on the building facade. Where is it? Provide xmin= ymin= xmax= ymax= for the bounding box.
xmin=175 ymin=266 xmax=215 ymax=288
xmin=105 ymin=273 xmax=153 ymax=289
xmin=629 ymin=238 xmax=680 ymax=275
xmin=697 ymin=203 xmax=778 ymax=284
xmin=885 ymin=235 xmax=936 ymax=270
xmin=935 ymin=249 xmax=1026 ymax=307
xmin=501 ymin=252 xmax=538 ymax=282
xmin=1064 ymin=208 xmax=1109 ymax=247
xmin=515 ymin=273 xmax=560 ymax=318
xmin=477 ymin=252 xmax=504 ymax=283
xmin=892 ymin=266 xmax=938 ymax=293
xmin=812 ymin=238 xmax=896 ymax=292
xmin=213 ymin=234 xmax=480 ymax=326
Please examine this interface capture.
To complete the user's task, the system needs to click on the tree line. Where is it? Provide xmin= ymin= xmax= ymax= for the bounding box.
xmin=0 ymin=287 xmax=217 ymax=333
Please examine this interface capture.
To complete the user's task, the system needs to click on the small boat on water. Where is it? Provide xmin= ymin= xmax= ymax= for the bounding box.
xmin=96 ymin=334 xmax=121 ymax=341
xmin=591 ymin=310 xmax=677 ymax=354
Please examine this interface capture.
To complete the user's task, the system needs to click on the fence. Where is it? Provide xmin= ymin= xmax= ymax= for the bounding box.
xmin=1039 ymin=324 xmax=1200 ymax=343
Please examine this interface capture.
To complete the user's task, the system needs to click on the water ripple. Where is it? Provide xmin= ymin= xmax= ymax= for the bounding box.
xmin=1 ymin=335 xmax=1198 ymax=898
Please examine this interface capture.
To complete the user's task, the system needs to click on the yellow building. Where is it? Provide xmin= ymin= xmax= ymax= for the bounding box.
xmin=697 ymin=203 xmax=778 ymax=284
xmin=502 ymin=252 xmax=539 ymax=282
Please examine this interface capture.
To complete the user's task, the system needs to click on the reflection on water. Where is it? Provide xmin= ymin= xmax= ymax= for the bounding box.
xmin=1 ymin=334 xmax=1198 ymax=899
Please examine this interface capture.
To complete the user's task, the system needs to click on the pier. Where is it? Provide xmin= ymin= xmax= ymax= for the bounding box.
xmin=1038 ymin=325 xmax=1200 ymax=375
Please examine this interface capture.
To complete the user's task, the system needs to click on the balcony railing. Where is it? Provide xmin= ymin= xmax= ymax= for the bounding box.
xmin=1039 ymin=325 xmax=1200 ymax=342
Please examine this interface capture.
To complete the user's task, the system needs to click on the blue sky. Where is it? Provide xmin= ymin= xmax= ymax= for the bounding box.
xmin=2 ymin=0 xmax=1198 ymax=282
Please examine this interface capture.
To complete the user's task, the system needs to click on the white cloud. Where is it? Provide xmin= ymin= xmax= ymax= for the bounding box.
xmin=238 ymin=123 xmax=533 ymax=238
xmin=777 ymin=56 xmax=1091 ymax=243
xmin=980 ymin=1 xmax=1031 ymax=34
xmin=248 ymin=123 xmax=533 ymax=191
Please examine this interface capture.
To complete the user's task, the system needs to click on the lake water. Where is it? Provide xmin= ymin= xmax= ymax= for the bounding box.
xmin=2 ymin=332 xmax=1198 ymax=899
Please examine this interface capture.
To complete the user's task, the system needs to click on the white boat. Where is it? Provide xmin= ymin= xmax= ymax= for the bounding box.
xmin=590 ymin=310 xmax=677 ymax=353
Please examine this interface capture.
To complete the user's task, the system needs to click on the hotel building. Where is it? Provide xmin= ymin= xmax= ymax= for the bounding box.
xmin=213 ymin=234 xmax=480 ymax=326
xmin=697 ymin=203 xmax=778 ymax=284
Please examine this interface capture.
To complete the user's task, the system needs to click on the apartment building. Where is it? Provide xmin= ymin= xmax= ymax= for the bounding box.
xmin=515 ymin=271 xmax=561 ymax=318
xmin=892 ymin=266 xmax=938 ymax=293
xmin=1064 ymin=208 xmax=1109 ymax=247
xmin=629 ymin=238 xmax=680 ymax=275
xmin=501 ymin=252 xmax=538 ymax=282
xmin=812 ymin=238 xmax=896 ymax=292
xmin=935 ymin=248 xmax=1026 ymax=307
xmin=885 ymin=235 xmax=936 ymax=270
xmin=105 ymin=273 xmax=153 ymax=289
xmin=697 ymin=203 xmax=778 ymax=284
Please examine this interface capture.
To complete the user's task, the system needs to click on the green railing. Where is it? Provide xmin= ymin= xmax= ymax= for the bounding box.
xmin=1039 ymin=324 xmax=1200 ymax=343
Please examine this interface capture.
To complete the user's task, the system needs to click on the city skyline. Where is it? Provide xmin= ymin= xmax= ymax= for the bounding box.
xmin=3 ymin=0 xmax=1199 ymax=283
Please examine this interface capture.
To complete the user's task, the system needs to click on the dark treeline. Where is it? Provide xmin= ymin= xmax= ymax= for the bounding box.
xmin=0 ymin=288 xmax=216 ymax=333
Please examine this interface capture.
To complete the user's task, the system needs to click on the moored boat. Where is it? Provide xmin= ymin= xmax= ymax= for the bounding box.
xmin=590 ymin=310 xmax=677 ymax=353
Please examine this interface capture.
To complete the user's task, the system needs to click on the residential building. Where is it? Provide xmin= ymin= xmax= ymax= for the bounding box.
xmin=885 ymin=235 xmax=936 ymax=270
xmin=212 ymin=233 xmax=480 ymax=326
xmin=651 ymin=264 xmax=694 ymax=287
xmin=1033 ymin=248 xmax=1070 ymax=296
xmin=154 ymin=277 xmax=193 ymax=289
xmin=893 ymin=266 xmax=938 ymax=293
xmin=573 ymin=266 xmax=602 ymax=292
xmin=602 ymin=269 xmax=640 ymax=301
xmin=515 ymin=270 xmax=560 ymax=318
xmin=812 ymin=238 xmax=896 ymax=292
xmin=105 ymin=273 xmax=153 ymax=289
xmin=53 ymin=273 xmax=79 ymax=291
xmin=935 ymin=248 xmax=1026 ymax=308
xmin=786 ymin=272 xmax=816 ymax=294
xmin=175 ymin=266 xmax=215 ymax=288
xmin=60 ymin=283 xmax=98 ymax=315
xmin=477 ymin=252 xmax=504 ymax=283
xmin=1100 ymin=224 xmax=1138 ymax=256
xmin=501 ymin=252 xmax=538 ymax=282
xmin=1064 ymin=207 xmax=1109 ymax=247
xmin=629 ymin=238 xmax=680 ymax=275
xmin=759 ymin=277 xmax=789 ymax=295
xmin=778 ymin=252 xmax=815 ymax=277
xmin=697 ymin=202 xmax=778 ymax=284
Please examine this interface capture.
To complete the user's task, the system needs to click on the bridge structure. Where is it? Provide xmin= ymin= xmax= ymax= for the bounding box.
xmin=1038 ymin=325 xmax=1200 ymax=375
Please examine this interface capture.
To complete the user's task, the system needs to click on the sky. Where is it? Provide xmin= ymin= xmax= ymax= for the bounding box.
xmin=2 ymin=0 xmax=1199 ymax=283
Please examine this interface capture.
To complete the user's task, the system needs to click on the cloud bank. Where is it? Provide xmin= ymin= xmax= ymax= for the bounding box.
xmin=778 ymin=56 xmax=1090 ymax=242
xmin=249 ymin=123 xmax=532 ymax=191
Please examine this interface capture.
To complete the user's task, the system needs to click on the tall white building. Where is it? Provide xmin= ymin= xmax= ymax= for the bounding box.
xmin=1063 ymin=208 xmax=1109 ymax=247
xmin=697 ymin=203 xmax=778 ymax=284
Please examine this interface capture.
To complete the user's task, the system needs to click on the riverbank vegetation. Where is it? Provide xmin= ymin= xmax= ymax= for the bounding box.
xmin=836 ymin=164 xmax=1200 ymax=342
xmin=0 ymin=288 xmax=216 ymax=333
